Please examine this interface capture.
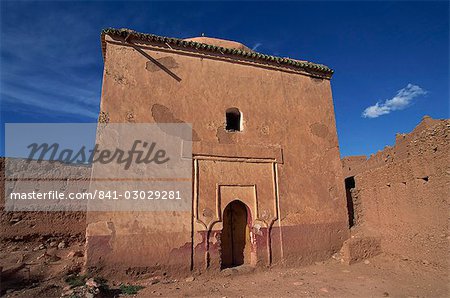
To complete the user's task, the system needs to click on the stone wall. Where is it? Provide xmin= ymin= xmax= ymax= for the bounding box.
xmin=342 ymin=117 xmax=449 ymax=268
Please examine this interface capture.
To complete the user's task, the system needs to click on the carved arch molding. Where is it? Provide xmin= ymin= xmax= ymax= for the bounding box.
xmin=192 ymin=155 xmax=281 ymax=270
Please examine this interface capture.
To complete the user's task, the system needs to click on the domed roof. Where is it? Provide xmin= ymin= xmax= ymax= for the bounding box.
xmin=183 ymin=36 xmax=253 ymax=52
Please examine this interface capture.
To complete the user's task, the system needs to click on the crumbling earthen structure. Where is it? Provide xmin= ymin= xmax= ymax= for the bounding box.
xmin=0 ymin=158 xmax=88 ymax=245
xmin=86 ymin=28 xmax=349 ymax=275
xmin=341 ymin=117 xmax=449 ymax=268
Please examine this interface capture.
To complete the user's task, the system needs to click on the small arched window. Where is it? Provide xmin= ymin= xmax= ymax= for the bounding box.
xmin=225 ymin=108 xmax=242 ymax=132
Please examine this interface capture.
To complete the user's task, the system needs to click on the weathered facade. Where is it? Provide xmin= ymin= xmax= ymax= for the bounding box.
xmin=86 ymin=28 xmax=349 ymax=275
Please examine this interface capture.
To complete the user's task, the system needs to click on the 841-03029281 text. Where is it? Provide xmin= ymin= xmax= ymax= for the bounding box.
xmin=95 ymin=190 xmax=182 ymax=200
xmin=9 ymin=190 xmax=183 ymax=200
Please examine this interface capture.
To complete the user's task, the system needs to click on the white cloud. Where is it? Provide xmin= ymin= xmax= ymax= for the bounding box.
xmin=362 ymin=84 xmax=427 ymax=118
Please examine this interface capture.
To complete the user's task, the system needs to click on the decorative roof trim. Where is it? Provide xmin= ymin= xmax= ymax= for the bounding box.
xmin=101 ymin=28 xmax=334 ymax=78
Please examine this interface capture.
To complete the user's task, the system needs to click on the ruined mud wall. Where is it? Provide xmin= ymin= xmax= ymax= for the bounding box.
xmin=0 ymin=158 xmax=89 ymax=242
xmin=342 ymin=117 xmax=449 ymax=268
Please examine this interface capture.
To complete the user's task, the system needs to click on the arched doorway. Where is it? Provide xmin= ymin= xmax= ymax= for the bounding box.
xmin=221 ymin=200 xmax=250 ymax=269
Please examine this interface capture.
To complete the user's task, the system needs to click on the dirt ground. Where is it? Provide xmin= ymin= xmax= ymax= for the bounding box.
xmin=134 ymin=255 xmax=448 ymax=297
xmin=1 ymin=238 xmax=447 ymax=297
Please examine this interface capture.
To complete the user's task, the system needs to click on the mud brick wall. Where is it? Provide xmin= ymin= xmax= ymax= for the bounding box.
xmin=0 ymin=158 xmax=89 ymax=242
xmin=342 ymin=117 xmax=450 ymax=268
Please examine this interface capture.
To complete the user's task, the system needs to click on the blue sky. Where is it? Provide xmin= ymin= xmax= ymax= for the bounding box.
xmin=1 ymin=1 xmax=448 ymax=157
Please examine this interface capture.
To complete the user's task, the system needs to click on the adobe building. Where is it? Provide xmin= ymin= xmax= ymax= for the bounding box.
xmin=85 ymin=28 xmax=349 ymax=275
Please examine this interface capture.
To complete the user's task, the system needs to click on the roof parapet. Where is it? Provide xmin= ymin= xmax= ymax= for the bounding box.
xmin=101 ymin=28 xmax=334 ymax=79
